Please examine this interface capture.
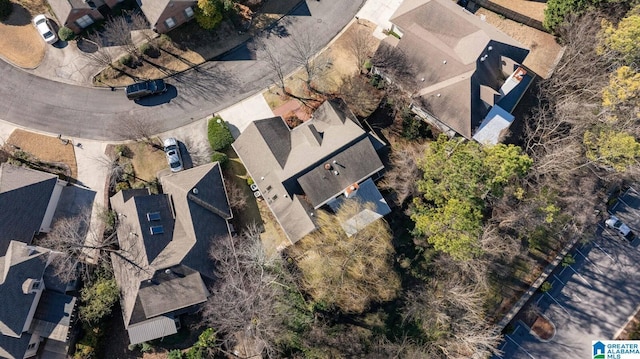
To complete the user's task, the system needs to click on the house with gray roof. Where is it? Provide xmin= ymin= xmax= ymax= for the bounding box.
xmin=375 ymin=0 xmax=534 ymax=144
xmin=233 ymin=100 xmax=390 ymax=244
xmin=48 ymin=0 xmax=196 ymax=34
xmin=0 ymin=241 xmax=77 ymax=359
xmin=110 ymin=162 xmax=232 ymax=345
xmin=0 ymin=164 xmax=67 ymax=257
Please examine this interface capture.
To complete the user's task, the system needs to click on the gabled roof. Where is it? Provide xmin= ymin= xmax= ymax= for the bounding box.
xmin=383 ymin=0 xmax=529 ymax=139
xmin=0 ymin=164 xmax=59 ymax=256
xmin=233 ymin=100 xmax=386 ymax=243
xmin=111 ymin=163 xmax=230 ymax=334
xmin=0 ymin=241 xmax=49 ymax=339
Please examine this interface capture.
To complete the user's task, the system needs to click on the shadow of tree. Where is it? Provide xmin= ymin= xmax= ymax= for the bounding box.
xmin=1 ymin=3 xmax=31 ymax=26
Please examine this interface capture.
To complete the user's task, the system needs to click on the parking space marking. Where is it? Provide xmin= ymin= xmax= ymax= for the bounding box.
xmin=552 ymin=274 xmax=565 ymax=286
xmin=545 ymin=292 xmax=572 ymax=318
xmin=575 ymin=248 xmax=604 ymax=275
xmin=567 ymin=265 xmax=592 ymax=287
xmin=505 ymin=333 xmax=536 ymax=359
xmin=592 ymin=241 xmax=615 ymax=262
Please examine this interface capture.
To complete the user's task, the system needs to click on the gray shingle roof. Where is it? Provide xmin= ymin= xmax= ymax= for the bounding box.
xmin=0 ymin=333 xmax=31 ymax=359
xmin=383 ymin=0 xmax=529 ymax=139
xmin=110 ymin=163 xmax=230 ymax=338
xmin=233 ymin=100 xmax=386 ymax=243
xmin=0 ymin=241 xmax=49 ymax=338
xmin=0 ymin=164 xmax=58 ymax=256
xmin=297 ymin=138 xmax=384 ymax=208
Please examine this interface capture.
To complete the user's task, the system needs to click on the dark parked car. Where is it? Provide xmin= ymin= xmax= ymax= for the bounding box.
xmin=125 ymin=79 xmax=167 ymax=100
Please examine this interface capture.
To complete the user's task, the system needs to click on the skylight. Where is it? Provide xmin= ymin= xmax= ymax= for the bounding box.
xmin=150 ymin=225 xmax=164 ymax=235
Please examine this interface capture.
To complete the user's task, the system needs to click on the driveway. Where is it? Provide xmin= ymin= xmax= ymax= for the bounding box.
xmin=495 ymin=226 xmax=640 ymax=358
xmin=0 ymin=0 xmax=364 ymax=141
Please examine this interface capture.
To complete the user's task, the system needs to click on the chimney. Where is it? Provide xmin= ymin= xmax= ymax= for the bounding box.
xmin=344 ymin=183 xmax=359 ymax=198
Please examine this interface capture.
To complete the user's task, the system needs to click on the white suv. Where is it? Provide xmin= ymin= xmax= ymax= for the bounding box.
xmin=605 ymin=215 xmax=633 ymax=239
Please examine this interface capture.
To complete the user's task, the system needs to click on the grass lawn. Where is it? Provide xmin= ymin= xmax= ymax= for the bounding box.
xmin=0 ymin=0 xmax=47 ymax=68
xmin=128 ymin=141 xmax=166 ymax=183
xmin=6 ymin=129 xmax=78 ymax=179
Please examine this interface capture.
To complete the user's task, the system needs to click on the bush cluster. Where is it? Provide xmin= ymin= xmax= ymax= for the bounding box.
xmin=58 ymin=26 xmax=75 ymax=41
xmin=207 ymin=116 xmax=234 ymax=151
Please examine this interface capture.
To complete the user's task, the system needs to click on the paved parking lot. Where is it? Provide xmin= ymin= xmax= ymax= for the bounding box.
xmin=495 ymin=195 xmax=640 ymax=358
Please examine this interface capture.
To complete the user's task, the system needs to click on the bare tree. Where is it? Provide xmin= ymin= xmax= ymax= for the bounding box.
xmin=38 ymin=209 xmax=118 ymax=281
xmin=261 ymin=42 xmax=317 ymax=107
xmin=200 ymin=224 xmax=287 ymax=358
xmin=112 ymin=115 xmax=160 ymax=147
xmin=346 ymin=27 xmax=375 ymax=72
xmin=338 ymin=73 xmax=383 ymax=117
xmin=288 ymin=33 xmax=333 ymax=93
xmin=100 ymin=10 xmax=149 ymax=61
xmin=223 ymin=177 xmax=248 ymax=212
xmin=290 ymin=201 xmax=401 ymax=313
xmin=379 ymin=140 xmax=427 ymax=207
xmin=83 ymin=32 xmax=117 ymax=70
xmin=371 ymin=42 xmax=417 ymax=92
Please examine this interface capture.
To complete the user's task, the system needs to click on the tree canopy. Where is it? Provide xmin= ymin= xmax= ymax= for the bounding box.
xmin=195 ymin=0 xmax=224 ymax=29
xmin=412 ymin=135 xmax=531 ymax=260
xmin=601 ymin=5 xmax=640 ymax=66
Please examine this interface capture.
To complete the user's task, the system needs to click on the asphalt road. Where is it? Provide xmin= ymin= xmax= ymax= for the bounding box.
xmin=0 ymin=0 xmax=364 ymax=140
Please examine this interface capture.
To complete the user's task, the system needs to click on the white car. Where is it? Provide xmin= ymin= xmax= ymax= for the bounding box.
xmin=163 ymin=138 xmax=183 ymax=172
xmin=605 ymin=215 xmax=632 ymax=238
xmin=33 ymin=15 xmax=58 ymax=45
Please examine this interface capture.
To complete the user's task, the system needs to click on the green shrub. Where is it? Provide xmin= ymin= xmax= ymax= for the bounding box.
xmin=127 ymin=343 xmax=139 ymax=351
xmin=114 ymin=144 xmax=131 ymax=158
xmin=0 ymin=0 xmax=12 ymax=20
xmin=115 ymin=181 xmax=130 ymax=192
xmin=139 ymin=42 xmax=153 ymax=55
xmin=185 ymin=347 xmax=204 ymax=359
xmin=58 ymin=26 xmax=75 ymax=41
xmin=363 ymin=59 xmax=372 ymax=71
xmin=207 ymin=116 xmax=234 ymax=151
xmin=140 ymin=342 xmax=153 ymax=353
xmin=246 ymin=177 xmax=254 ymax=186
xmin=540 ymin=282 xmax=553 ymax=293
xmin=168 ymin=350 xmax=184 ymax=359
xmin=119 ymin=54 xmax=134 ymax=67
xmin=210 ymin=151 xmax=228 ymax=165
xmin=79 ymin=274 xmax=119 ymax=324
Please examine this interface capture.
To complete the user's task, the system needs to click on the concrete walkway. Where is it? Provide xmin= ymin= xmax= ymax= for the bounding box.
xmin=356 ymin=0 xmax=404 ymax=39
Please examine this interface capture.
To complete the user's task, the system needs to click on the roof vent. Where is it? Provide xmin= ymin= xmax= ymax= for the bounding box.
xmin=165 ymin=269 xmax=171 ymax=274
xmin=443 ymin=60 xmax=447 ymax=64
xmin=436 ymin=93 xmax=441 ymax=97
xmin=192 ymin=188 xmax=199 ymax=195
xmin=333 ymin=170 xmax=339 ymax=176
xmin=324 ymin=163 xmax=332 ymax=170
xmin=487 ymin=46 xmax=493 ymax=51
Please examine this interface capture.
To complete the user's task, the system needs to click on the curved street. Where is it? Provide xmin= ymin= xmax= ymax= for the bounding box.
xmin=0 ymin=0 xmax=364 ymax=140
